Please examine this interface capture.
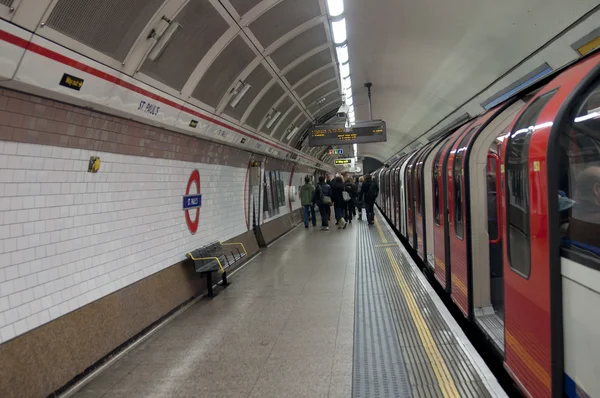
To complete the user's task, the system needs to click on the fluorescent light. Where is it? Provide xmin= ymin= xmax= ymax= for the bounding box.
xmin=286 ymin=126 xmax=300 ymax=140
xmin=340 ymin=63 xmax=350 ymax=78
xmin=332 ymin=19 xmax=347 ymax=44
xmin=336 ymin=45 xmax=349 ymax=64
xmin=344 ymin=86 xmax=352 ymax=98
xmin=148 ymin=22 xmax=181 ymax=61
xmin=346 ymin=96 xmax=353 ymax=106
xmin=326 ymin=0 xmax=344 ymax=17
xmin=230 ymin=82 xmax=251 ymax=108
xmin=266 ymin=110 xmax=281 ymax=128
xmin=343 ymin=77 xmax=352 ymax=90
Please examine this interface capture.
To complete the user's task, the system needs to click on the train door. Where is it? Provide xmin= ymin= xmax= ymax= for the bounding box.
xmin=389 ymin=166 xmax=395 ymax=225
xmin=433 ymin=124 xmax=473 ymax=291
xmin=406 ymin=156 xmax=416 ymax=247
xmin=424 ymin=139 xmax=449 ymax=270
xmin=447 ymin=124 xmax=481 ymax=316
xmin=415 ymin=145 xmax=434 ymax=262
xmin=407 ymin=149 xmax=426 ymax=249
xmin=399 ymin=154 xmax=415 ymax=238
xmin=467 ymin=98 xmax=528 ymax=353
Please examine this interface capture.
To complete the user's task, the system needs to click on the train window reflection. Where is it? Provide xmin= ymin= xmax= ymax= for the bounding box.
xmin=560 ymin=82 xmax=600 ymax=262
xmin=506 ymin=90 xmax=556 ymax=278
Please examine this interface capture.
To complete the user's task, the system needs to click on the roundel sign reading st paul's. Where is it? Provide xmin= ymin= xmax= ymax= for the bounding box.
xmin=183 ymin=170 xmax=202 ymax=234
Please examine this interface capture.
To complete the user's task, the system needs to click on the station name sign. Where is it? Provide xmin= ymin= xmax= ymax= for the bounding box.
xmin=309 ymin=120 xmax=387 ymax=146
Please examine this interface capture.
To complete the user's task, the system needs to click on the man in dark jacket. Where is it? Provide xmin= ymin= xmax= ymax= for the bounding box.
xmin=359 ymin=174 xmax=379 ymax=225
xmin=314 ymin=176 xmax=332 ymax=230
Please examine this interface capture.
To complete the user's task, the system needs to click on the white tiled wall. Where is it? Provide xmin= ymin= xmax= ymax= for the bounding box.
xmin=0 ymin=141 xmax=248 ymax=343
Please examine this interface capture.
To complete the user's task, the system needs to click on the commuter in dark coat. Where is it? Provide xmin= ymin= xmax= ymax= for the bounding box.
xmin=359 ymin=174 xmax=379 ymax=225
xmin=331 ymin=176 xmax=347 ymax=228
xmin=344 ymin=177 xmax=357 ymax=224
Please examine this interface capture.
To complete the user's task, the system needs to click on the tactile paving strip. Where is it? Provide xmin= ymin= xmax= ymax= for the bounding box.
xmin=352 ymin=215 xmax=492 ymax=398
xmin=353 ymin=222 xmax=412 ymax=398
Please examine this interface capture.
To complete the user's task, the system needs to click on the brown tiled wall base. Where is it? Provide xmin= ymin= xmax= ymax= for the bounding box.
xmin=0 ymin=231 xmax=260 ymax=398
xmin=259 ymin=208 xmax=303 ymax=245
xmin=0 ymin=88 xmax=302 ymax=169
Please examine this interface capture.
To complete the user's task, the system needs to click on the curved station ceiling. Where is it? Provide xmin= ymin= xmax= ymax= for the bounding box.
xmin=2 ymin=0 xmax=600 ymax=166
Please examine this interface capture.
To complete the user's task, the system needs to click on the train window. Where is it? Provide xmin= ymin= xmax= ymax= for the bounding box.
xmin=432 ymin=147 xmax=445 ymax=225
xmin=560 ymin=81 xmax=600 ymax=266
xmin=506 ymin=90 xmax=556 ymax=278
xmin=453 ymin=127 xmax=479 ymax=238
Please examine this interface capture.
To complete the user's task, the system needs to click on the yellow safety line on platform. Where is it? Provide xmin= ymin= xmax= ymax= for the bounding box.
xmin=374 ymin=220 xmax=460 ymax=398
xmin=375 ymin=244 xmax=398 ymax=248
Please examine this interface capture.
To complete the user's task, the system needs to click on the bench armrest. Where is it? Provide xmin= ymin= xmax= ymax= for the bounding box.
xmin=186 ymin=253 xmax=225 ymax=273
xmin=218 ymin=241 xmax=247 ymax=256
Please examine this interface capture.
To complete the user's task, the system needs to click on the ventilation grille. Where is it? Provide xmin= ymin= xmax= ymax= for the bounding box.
xmin=0 ymin=0 xmax=14 ymax=7
xmin=46 ymin=0 xmax=163 ymax=62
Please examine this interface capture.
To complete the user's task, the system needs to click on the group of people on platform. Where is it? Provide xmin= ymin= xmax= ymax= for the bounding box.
xmin=299 ymin=173 xmax=379 ymax=230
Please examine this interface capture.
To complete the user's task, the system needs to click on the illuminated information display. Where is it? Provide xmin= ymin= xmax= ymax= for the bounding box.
xmin=334 ymin=159 xmax=352 ymax=165
xmin=309 ymin=120 xmax=387 ymax=146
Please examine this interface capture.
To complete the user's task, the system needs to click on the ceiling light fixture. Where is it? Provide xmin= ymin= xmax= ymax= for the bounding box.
xmin=336 ymin=45 xmax=349 ymax=64
xmin=229 ymin=81 xmax=252 ymax=108
xmin=326 ymin=0 xmax=344 ymax=17
xmin=340 ymin=63 xmax=350 ymax=78
xmin=148 ymin=18 xmax=181 ymax=61
xmin=332 ymin=19 xmax=347 ymax=44
xmin=286 ymin=125 xmax=300 ymax=140
xmin=346 ymin=96 xmax=353 ymax=106
xmin=265 ymin=109 xmax=282 ymax=128
xmin=343 ymin=76 xmax=352 ymax=90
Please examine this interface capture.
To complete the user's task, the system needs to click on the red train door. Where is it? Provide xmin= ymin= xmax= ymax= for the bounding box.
xmin=432 ymin=128 xmax=468 ymax=291
xmin=500 ymin=54 xmax=600 ymax=398
xmin=406 ymin=157 xmax=416 ymax=248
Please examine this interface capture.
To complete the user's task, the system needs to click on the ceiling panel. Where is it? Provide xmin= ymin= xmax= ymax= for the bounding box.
xmin=284 ymin=48 xmax=332 ymax=86
xmin=192 ymin=36 xmax=256 ymax=108
xmin=228 ymin=0 xmax=263 ymax=17
xmin=290 ymin=117 xmax=311 ymax=147
xmin=308 ymin=92 xmax=341 ymax=113
xmin=270 ymin=24 xmax=328 ymax=69
xmin=245 ymin=83 xmax=285 ymax=128
xmin=45 ymin=0 xmax=164 ymax=62
xmin=303 ymin=80 xmax=339 ymax=107
xmin=140 ymin=0 xmax=228 ymax=90
xmin=295 ymin=66 xmax=337 ymax=97
xmin=273 ymin=106 xmax=302 ymax=140
xmin=249 ymin=0 xmax=322 ymax=48
xmin=264 ymin=96 xmax=293 ymax=133
xmin=223 ymin=63 xmax=272 ymax=120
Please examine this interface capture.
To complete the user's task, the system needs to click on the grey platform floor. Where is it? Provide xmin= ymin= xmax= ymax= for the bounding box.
xmin=73 ymin=222 xmax=356 ymax=398
xmin=71 ymin=209 xmax=504 ymax=398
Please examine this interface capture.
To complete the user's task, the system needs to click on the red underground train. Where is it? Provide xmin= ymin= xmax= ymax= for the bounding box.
xmin=375 ymin=51 xmax=600 ymax=398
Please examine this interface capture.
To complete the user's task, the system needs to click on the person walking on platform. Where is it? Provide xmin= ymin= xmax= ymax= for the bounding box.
xmin=344 ymin=177 xmax=357 ymax=224
xmin=357 ymin=177 xmax=364 ymax=220
xmin=301 ymin=176 xmax=316 ymax=228
xmin=359 ymin=174 xmax=379 ymax=226
xmin=332 ymin=176 xmax=348 ymax=228
xmin=314 ymin=176 xmax=332 ymax=230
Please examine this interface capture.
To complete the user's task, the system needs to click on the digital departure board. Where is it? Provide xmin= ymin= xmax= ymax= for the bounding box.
xmin=309 ymin=120 xmax=387 ymax=146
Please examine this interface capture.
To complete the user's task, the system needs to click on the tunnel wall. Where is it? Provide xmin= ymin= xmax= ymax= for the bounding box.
xmin=0 ymin=88 xmax=314 ymax=397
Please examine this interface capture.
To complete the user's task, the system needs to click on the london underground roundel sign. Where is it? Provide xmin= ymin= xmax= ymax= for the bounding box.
xmin=183 ymin=170 xmax=202 ymax=234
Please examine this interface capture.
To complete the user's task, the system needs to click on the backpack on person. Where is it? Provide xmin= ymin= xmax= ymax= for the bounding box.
xmin=367 ymin=181 xmax=379 ymax=200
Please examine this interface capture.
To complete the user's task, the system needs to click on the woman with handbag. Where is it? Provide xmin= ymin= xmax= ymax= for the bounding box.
xmin=314 ymin=176 xmax=332 ymax=230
